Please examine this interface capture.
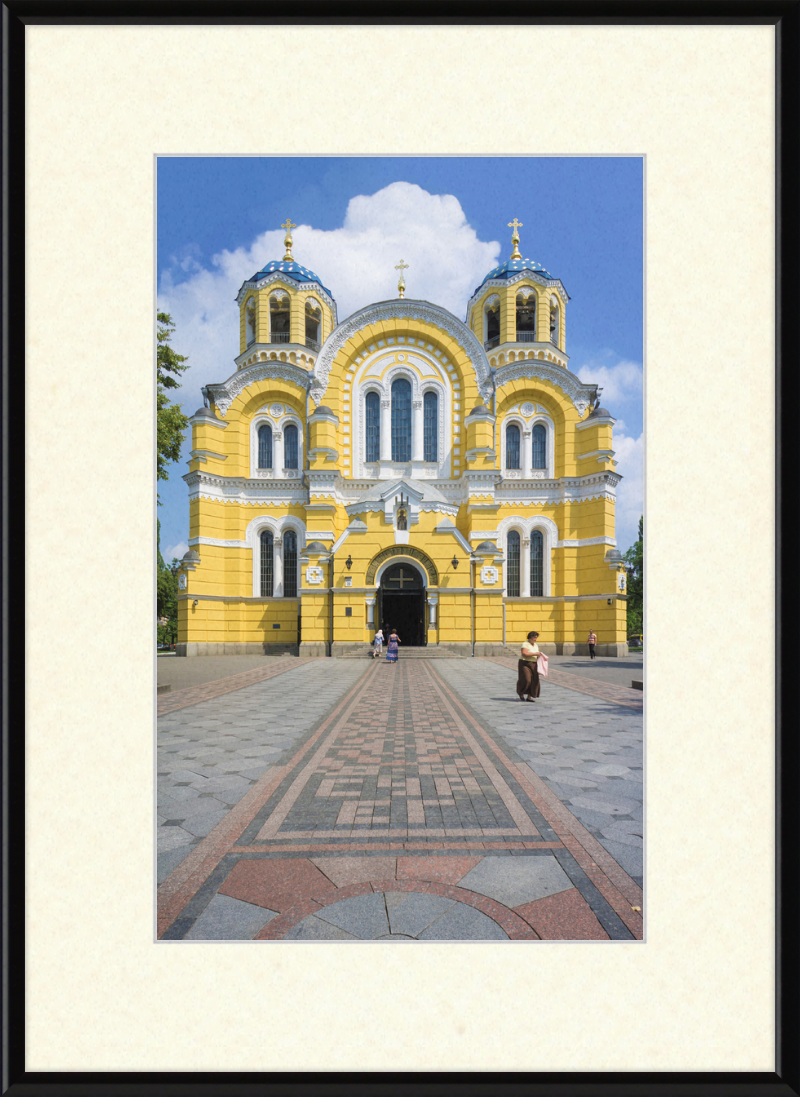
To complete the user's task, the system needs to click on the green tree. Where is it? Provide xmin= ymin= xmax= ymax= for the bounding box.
xmin=157 ymin=311 xmax=189 ymax=496
xmin=157 ymin=519 xmax=180 ymax=646
xmin=623 ymin=515 xmax=643 ymax=637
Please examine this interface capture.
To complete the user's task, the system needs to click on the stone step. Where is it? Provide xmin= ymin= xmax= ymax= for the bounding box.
xmin=339 ymin=647 xmax=467 ymax=659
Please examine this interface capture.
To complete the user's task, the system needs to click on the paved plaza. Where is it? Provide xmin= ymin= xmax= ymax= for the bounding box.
xmin=157 ymin=656 xmax=644 ymax=941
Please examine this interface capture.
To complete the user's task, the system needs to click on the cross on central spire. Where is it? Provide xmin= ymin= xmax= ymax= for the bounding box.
xmin=508 ymin=218 xmax=523 ymax=260
xmin=395 ymin=259 xmax=409 ymax=298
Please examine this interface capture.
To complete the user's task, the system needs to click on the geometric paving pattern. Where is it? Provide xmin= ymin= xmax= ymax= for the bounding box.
xmin=157 ymin=658 xmax=644 ymax=942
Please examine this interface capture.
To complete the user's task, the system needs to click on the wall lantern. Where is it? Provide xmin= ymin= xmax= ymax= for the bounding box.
xmin=451 ymin=556 xmax=459 ymax=570
xmin=192 ymin=599 xmax=199 ymax=607
xmin=345 ymin=555 xmax=353 ymax=570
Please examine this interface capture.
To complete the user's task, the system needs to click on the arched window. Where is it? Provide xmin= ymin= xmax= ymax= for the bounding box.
xmin=284 ymin=423 xmax=299 ymax=469
xmin=516 ymin=291 xmax=536 ymax=342
xmin=549 ymin=298 xmax=560 ymax=348
xmin=532 ymin=424 xmax=546 ymax=469
xmin=365 ymin=391 xmax=380 ymax=463
xmin=506 ymin=424 xmax=520 ymax=469
xmin=507 ymin=531 xmax=521 ymax=597
xmin=485 ymin=301 xmax=500 ymax=349
xmin=391 ymin=378 xmax=412 ymax=462
xmin=245 ymin=298 xmax=256 ymax=346
xmin=530 ymin=530 xmax=544 ymax=597
xmin=283 ymin=531 xmax=298 ymax=598
xmin=423 ymin=391 xmax=438 ymax=462
xmin=260 ymin=531 xmax=274 ymax=597
xmin=270 ymin=293 xmax=290 ymax=343
xmin=258 ymin=423 xmax=273 ymax=469
xmin=305 ymin=300 xmax=321 ymax=351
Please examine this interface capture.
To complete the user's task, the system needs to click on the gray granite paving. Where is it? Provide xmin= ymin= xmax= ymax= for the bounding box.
xmin=458 ymin=853 xmax=573 ymax=907
xmin=156 ymin=660 xmax=368 ymax=867
xmin=184 ymin=894 xmax=279 ymax=941
xmin=315 ymin=893 xmax=391 ymax=939
xmin=434 ymin=659 xmax=644 ymax=883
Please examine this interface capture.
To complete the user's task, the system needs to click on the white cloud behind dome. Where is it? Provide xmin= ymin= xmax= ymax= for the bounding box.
xmin=158 ymin=182 xmax=500 ymax=414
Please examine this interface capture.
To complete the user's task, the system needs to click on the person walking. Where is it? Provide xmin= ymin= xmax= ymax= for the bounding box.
xmin=517 ymin=631 xmax=543 ymax=701
xmin=373 ymin=628 xmax=384 ymax=658
xmin=386 ymin=628 xmax=400 ymax=664
xmin=588 ymin=629 xmax=597 ymax=659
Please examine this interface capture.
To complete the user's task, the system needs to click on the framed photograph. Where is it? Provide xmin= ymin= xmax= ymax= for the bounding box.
xmin=5 ymin=6 xmax=792 ymax=1092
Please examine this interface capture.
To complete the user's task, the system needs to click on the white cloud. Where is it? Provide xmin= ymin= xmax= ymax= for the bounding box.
xmin=612 ymin=430 xmax=644 ymax=553
xmin=158 ymin=182 xmax=500 ymax=414
xmin=164 ymin=541 xmax=189 ymax=562
xmin=576 ymin=353 xmax=643 ymax=408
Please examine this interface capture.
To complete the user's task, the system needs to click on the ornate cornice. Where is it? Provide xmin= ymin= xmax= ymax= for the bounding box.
xmin=312 ymin=299 xmax=493 ymax=405
xmin=466 ymin=271 xmax=569 ymax=314
xmin=494 ymin=361 xmax=597 ymax=416
xmin=207 ymin=362 xmax=311 ymax=417
xmin=235 ymin=270 xmax=338 ymax=320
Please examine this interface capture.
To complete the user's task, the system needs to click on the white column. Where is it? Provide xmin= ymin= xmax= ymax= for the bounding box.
xmin=411 ymin=399 xmax=424 ymax=461
xmin=273 ymin=430 xmax=284 ymax=472
xmin=428 ymin=593 xmax=439 ymax=627
xmin=522 ymin=536 xmax=531 ymax=598
xmin=380 ymin=400 xmax=392 ymax=462
xmin=365 ymin=596 xmax=376 ymax=626
xmin=274 ymin=536 xmax=284 ymax=596
xmin=522 ymin=429 xmax=532 ymax=474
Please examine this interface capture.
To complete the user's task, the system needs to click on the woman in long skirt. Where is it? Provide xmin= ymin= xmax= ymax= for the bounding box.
xmin=386 ymin=628 xmax=400 ymax=663
xmin=517 ymin=630 xmax=542 ymax=701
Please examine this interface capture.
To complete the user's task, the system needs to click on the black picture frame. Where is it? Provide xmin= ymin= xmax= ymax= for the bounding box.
xmin=2 ymin=3 xmax=795 ymax=1094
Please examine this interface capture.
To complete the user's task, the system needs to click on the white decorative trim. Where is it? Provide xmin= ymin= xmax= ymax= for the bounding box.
xmin=188 ymin=536 xmax=247 ymax=548
xmin=495 ymin=361 xmax=597 ymax=416
xmin=189 ymin=412 xmax=228 ymax=429
xmin=557 ymin=536 xmax=617 ymax=548
xmin=190 ymin=450 xmax=228 ymax=463
xmin=249 ymin=412 xmax=304 ymax=479
xmin=313 ymin=299 xmax=493 ymax=406
xmin=576 ymin=412 xmax=616 ymax=430
xmin=480 ymin=565 xmax=499 ymax=584
xmin=207 ymin=362 xmax=310 ymax=417
xmin=306 ymin=531 xmax=334 ymax=541
xmin=305 ymin=566 xmax=324 ymax=585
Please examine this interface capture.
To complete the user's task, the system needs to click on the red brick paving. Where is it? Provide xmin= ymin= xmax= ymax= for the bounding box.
xmin=219 ymin=857 xmax=337 ymax=911
xmin=515 ymin=888 xmax=611 ymax=940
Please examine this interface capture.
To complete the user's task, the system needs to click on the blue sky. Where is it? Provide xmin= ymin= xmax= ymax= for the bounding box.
xmin=157 ymin=156 xmax=643 ymax=558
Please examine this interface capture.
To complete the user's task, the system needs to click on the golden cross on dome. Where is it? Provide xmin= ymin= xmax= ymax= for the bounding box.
xmin=508 ymin=218 xmax=523 ymax=260
xmin=281 ymin=218 xmax=296 ymax=260
xmin=395 ymin=258 xmax=409 ymax=298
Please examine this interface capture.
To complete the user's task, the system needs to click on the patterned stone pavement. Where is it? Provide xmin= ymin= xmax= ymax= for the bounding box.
xmin=157 ymin=657 xmax=644 ymax=941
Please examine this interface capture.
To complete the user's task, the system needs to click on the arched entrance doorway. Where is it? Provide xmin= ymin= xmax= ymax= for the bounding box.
xmin=378 ymin=563 xmax=426 ymax=646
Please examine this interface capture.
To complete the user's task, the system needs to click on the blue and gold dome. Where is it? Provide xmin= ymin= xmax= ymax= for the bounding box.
xmin=249 ymin=258 xmax=332 ymax=297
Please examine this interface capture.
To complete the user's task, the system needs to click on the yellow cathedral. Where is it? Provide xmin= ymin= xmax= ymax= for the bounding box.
xmin=176 ymin=219 xmax=630 ymax=657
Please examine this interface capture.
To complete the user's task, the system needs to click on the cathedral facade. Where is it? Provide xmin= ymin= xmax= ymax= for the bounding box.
xmin=176 ymin=221 xmax=629 ymax=657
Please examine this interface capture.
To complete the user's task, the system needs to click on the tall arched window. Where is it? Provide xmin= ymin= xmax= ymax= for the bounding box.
xmin=507 ymin=531 xmax=521 ymax=597
xmin=516 ymin=291 xmax=536 ymax=342
xmin=506 ymin=424 xmax=521 ymax=469
xmin=283 ymin=531 xmax=298 ymax=598
xmin=270 ymin=293 xmax=290 ymax=342
xmin=305 ymin=300 xmax=321 ymax=350
xmin=365 ymin=391 xmax=380 ymax=463
xmin=485 ymin=301 xmax=500 ymax=349
xmin=532 ymin=424 xmax=546 ymax=469
xmin=549 ymin=298 xmax=560 ymax=348
xmin=245 ymin=298 xmax=256 ymax=346
xmin=530 ymin=530 xmax=544 ymax=597
xmin=260 ymin=531 xmax=274 ymax=597
xmin=284 ymin=423 xmax=299 ymax=469
xmin=423 ymin=391 xmax=438 ymax=462
xmin=258 ymin=423 xmax=273 ymax=469
xmin=391 ymin=378 xmax=411 ymax=462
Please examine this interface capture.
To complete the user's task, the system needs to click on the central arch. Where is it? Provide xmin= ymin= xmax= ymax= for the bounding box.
xmin=366 ymin=545 xmax=438 ymax=586
xmin=377 ymin=561 xmax=426 ymax=647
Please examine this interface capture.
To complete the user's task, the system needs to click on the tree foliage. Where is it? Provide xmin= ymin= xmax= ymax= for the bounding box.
xmin=157 ymin=519 xmax=180 ymax=646
xmin=157 ymin=312 xmax=189 ymax=491
xmin=623 ymin=515 xmax=643 ymax=636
